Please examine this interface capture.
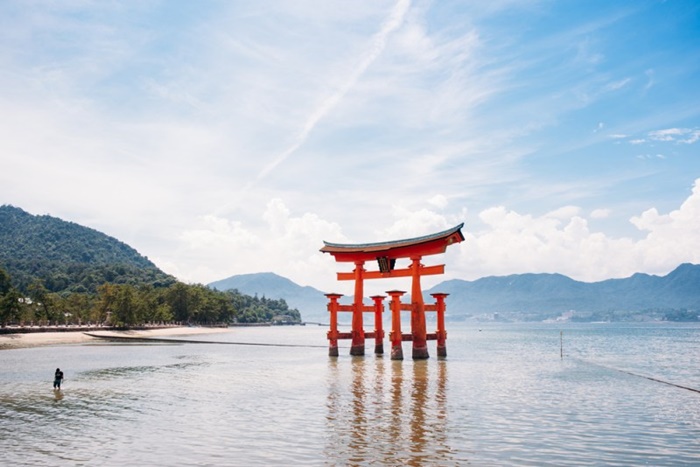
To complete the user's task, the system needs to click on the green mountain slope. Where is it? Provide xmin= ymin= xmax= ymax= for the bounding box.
xmin=0 ymin=205 xmax=176 ymax=293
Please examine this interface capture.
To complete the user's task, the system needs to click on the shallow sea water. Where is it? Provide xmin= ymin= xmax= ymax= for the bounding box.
xmin=1 ymin=322 xmax=699 ymax=466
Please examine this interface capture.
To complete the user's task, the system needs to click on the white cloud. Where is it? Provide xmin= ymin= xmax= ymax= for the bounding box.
xmin=635 ymin=154 xmax=666 ymax=160
xmin=648 ymin=128 xmax=685 ymax=141
xmin=603 ymin=77 xmax=631 ymax=92
xmin=644 ymin=68 xmax=654 ymax=91
xmin=590 ymin=208 xmax=610 ymax=219
xmin=681 ymin=130 xmax=700 ymax=144
xmin=545 ymin=205 xmax=581 ymax=220
xmin=427 ymin=194 xmax=449 ymax=209
xmin=628 ymin=179 xmax=700 ymax=271
xmin=447 ymin=178 xmax=700 ymax=283
xmin=647 ymin=127 xmax=700 ymax=144
xmin=170 ymin=201 xmax=345 ymax=291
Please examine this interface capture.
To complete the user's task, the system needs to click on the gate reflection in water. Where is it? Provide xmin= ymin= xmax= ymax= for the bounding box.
xmin=325 ymin=357 xmax=461 ymax=466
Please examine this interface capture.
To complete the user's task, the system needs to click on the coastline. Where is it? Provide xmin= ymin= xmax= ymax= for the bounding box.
xmin=0 ymin=326 xmax=231 ymax=350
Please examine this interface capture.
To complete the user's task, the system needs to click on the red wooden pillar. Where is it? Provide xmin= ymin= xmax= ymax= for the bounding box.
xmin=350 ymin=261 xmax=365 ymax=356
xmin=410 ymin=256 xmax=429 ymax=359
xmin=370 ymin=295 xmax=385 ymax=355
xmin=326 ymin=293 xmax=343 ymax=357
xmin=387 ymin=290 xmax=405 ymax=360
xmin=431 ymin=293 xmax=449 ymax=358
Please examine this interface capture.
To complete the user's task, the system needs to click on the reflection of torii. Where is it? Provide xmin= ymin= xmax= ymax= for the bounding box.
xmin=320 ymin=224 xmax=465 ymax=360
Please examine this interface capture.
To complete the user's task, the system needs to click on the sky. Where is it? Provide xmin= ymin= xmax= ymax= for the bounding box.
xmin=1 ymin=0 xmax=699 ymax=296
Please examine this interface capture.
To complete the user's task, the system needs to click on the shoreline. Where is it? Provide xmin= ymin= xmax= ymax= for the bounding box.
xmin=0 ymin=326 xmax=231 ymax=350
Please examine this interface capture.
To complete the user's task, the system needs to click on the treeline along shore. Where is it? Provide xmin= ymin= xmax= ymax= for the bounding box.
xmin=1 ymin=265 xmax=301 ymax=328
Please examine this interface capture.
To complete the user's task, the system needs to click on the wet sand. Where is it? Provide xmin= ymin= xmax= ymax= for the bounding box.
xmin=0 ymin=327 xmax=230 ymax=350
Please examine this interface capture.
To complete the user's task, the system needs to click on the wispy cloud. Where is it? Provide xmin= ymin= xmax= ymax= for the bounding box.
xmin=647 ymin=128 xmax=700 ymax=144
xmin=250 ymin=0 xmax=411 ymax=186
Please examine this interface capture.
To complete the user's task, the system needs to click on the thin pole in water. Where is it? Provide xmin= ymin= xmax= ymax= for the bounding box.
xmin=560 ymin=331 xmax=563 ymax=359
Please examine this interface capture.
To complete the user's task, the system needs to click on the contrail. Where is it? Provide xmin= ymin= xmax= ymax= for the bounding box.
xmin=249 ymin=0 xmax=410 ymax=187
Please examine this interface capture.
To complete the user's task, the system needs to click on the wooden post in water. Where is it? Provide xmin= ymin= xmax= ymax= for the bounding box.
xmin=350 ymin=261 xmax=366 ymax=356
xmin=326 ymin=293 xmax=343 ymax=357
xmin=387 ymin=290 xmax=405 ymax=360
xmin=410 ymin=257 xmax=429 ymax=360
xmin=371 ymin=295 xmax=385 ymax=355
xmin=432 ymin=293 xmax=449 ymax=358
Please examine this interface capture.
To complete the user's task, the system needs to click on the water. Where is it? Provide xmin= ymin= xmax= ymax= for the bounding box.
xmin=1 ymin=323 xmax=699 ymax=466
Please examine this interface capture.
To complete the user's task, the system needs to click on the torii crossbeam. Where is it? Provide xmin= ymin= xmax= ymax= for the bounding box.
xmin=320 ymin=224 xmax=464 ymax=360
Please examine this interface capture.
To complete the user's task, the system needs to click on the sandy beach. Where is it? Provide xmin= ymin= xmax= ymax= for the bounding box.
xmin=0 ymin=327 xmax=231 ymax=350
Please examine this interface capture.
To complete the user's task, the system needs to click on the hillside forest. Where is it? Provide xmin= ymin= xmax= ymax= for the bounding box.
xmin=0 ymin=205 xmax=301 ymax=327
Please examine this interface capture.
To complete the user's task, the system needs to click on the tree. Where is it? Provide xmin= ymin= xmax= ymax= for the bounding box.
xmin=111 ymin=285 xmax=139 ymax=326
xmin=28 ymin=280 xmax=57 ymax=323
xmin=0 ymin=267 xmax=11 ymax=295
xmin=166 ymin=282 xmax=192 ymax=323
xmin=0 ymin=288 xmax=22 ymax=326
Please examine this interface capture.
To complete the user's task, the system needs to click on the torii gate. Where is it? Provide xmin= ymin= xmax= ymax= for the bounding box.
xmin=320 ymin=224 xmax=464 ymax=360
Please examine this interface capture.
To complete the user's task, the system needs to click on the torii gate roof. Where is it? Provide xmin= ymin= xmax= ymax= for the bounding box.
xmin=321 ymin=223 xmax=464 ymax=263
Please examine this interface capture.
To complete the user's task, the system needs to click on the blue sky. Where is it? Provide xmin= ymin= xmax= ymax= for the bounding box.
xmin=1 ymin=0 xmax=699 ymax=295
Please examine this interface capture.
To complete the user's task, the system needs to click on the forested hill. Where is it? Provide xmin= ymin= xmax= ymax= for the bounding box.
xmin=0 ymin=205 xmax=175 ymax=293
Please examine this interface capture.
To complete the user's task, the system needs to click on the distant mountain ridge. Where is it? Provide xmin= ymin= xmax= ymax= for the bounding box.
xmin=209 ymin=272 xmax=329 ymax=322
xmin=211 ymin=264 xmax=700 ymax=322
xmin=429 ymin=263 xmax=700 ymax=321
xmin=0 ymin=205 xmax=175 ymax=293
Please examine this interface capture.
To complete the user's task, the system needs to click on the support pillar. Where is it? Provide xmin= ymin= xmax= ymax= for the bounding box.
xmin=387 ymin=290 xmax=405 ymax=360
xmin=371 ymin=295 xmax=385 ymax=355
xmin=410 ymin=257 xmax=429 ymax=359
xmin=432 ymin=293 xmax=449 ymax=358
xmin=350 ymin=261 xmax=366 ymax=356
xmin=326 ymin=293 xmax=343 ymax=357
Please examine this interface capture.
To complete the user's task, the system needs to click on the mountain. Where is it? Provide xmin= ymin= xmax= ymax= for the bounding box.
xmin=427 ymin=263 xmax=700 ymax=321
xmin=210 ymin=264 xmax=700 ymax=323
xmin=209 ymin=272 xmax=329 ymax=322
xmin=0 ymin=205 xmax=176 ymax=293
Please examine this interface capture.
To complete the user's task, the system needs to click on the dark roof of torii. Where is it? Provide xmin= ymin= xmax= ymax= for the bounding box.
xmin=320 ymin=223 xmax=464 ymax=262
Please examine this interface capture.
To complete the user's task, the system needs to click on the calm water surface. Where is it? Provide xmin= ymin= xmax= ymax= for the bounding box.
xmin=1 ymin=322 xmax=699 ymax=466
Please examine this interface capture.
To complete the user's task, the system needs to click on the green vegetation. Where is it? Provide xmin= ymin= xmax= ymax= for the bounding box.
xmin=662 ymin=308 xmax=700 ymax=322
xmin=0 ymin=205 xmax=175 ymax=293
xmin=0 ymin=267 xmax=300 ymax=326
xmin=0 ymin=205 xmax=301 ymax=326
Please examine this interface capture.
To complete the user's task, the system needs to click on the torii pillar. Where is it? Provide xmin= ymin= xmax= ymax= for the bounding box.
xmin=410 ymin=256 xmax=429 ymax=359
xmin=350 ymin=261 xmax=365 ymax=356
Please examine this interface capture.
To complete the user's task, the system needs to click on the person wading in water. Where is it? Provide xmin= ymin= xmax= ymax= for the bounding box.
xmin=53 ymin=368 xmax=64 ymax=390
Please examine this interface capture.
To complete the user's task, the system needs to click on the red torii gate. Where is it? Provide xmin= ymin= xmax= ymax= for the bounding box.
xmin=320 ymin=224 xmax=464 ymax=360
